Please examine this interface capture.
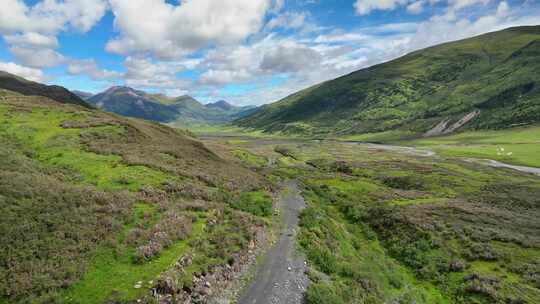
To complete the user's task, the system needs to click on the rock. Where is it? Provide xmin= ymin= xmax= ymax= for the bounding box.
xmin=287 ymin=266 xmax=292 ymax=271
xmin=449 ymin=260 xmax=466 ymax=272
xmin=205 ymin=281 xmax=211 ymax=288
xmin=134 ymin=284 xmax=142 ymax=289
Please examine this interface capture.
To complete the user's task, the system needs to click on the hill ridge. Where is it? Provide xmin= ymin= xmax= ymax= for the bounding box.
xmin=236 ymin=25 xmax=540 ymax=137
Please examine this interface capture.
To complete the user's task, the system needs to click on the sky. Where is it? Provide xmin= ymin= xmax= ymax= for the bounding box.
xmin=0 ymin=0 xmax=539 ymax=106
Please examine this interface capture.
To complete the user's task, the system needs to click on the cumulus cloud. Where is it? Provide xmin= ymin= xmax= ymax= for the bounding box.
xmin=0 ymin=0 xmax=108 ymax=34
xmin=199 ymin=69 xmax=253 ymax=86
xmin=407 ymin=1 xmax=425 ymax=14
xmin=10 ymin=46 xmax=66 ymax=68
xmin=355 ymin=0 xmax=409 ymax=15
xmin=266 ymin=12 xmax=309 ymax=31
xmin=0 ymin=0 xmax=108 ymax=72
xmin=0 ymin=61 xmax=44 ymax=82
xmin=4 ymin=32 xmax=58 ymax=48
xmin=106 ymin=0 xmax=271 ymax=59
xmin=354 ymin=0 xmax=492 ymax=15
xmin=260 ymin=44 xmax=322 ymax=73
xmin=68 ymin=59 xmax=123 ymax=81
xmin=123 ymin=57 xmax=192 ymax=89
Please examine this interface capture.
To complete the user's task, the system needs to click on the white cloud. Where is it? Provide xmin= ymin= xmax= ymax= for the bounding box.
xmin=0 ymin=61 xmax=44 ymax=82
xmin=449 ymin=0 xmax=491 ymax=11
xmin=354 ymin=0 xmax=408 ymax=15
xmin=199 ymin=69 xmax=253 ymax=86
xmin=0 ymin=0 xmax=108 ymax=34
xmin=266 ymin=12 xmax=308 ymax=30
xmin=0 ymin=0 xmax=107 ymax=71
xmin=314 ymin=32 xmax=369 ymax=43
xmin=4 ymin=32 xmax=58 ymax=48
xmin=260 ymin=44 xmax=322 ymax=73
xmin=68 ymin=59 xmax=123 ymax=81
xmin=407 ymin=1 xmax=425 ymax=14
xmin=106 ymin=0 xmax=271 ymax=59
xmin=10 ymin=46 xmax=66 ymax=68
xmin=354 ymin=0 xmax=493 ymax=15
xmin=123 ymin=56 xmax=192 ymax=89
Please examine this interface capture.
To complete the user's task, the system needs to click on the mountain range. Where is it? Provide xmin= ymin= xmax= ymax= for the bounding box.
xmin=85 ymin=86 xmax=256 ymax=126
xmin=236 ymin=26 xmax=540 ymax=137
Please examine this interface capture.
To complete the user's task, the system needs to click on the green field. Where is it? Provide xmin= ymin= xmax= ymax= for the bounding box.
xmin=404 ymin=126 xmax=540 ymax=167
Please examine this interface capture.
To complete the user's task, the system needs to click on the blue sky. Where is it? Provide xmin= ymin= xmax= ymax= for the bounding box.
xmin=1 ymin=0 xmax=539 ymax=105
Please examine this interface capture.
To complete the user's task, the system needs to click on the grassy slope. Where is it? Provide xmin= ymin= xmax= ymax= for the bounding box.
xmin=215 ymin=137 xmax=540 ymax=304
xmin=0 ymin=89 xmax=267 ymax=303
xmin=237 ymin=26 xmax=540 ymax=136
xmin=0 ymin=71 xmax=89 ymax=108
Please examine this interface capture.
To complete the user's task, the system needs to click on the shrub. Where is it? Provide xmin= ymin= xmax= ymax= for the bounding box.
xmin=231 ymin=191 xmax=273 ymax=217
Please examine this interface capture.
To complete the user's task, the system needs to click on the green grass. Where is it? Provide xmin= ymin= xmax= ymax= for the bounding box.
xmin=232 ymin=149 xmax=268 ymax=167
xmin=0 ymin=106 xmax=173 ymax=190
xmin=62 ymin=220 xmax=205 ymax=303
xmin=389 ymin=197 xmax=449 ymax=206
xmin=299 ymin=183 xmax=450 ymax=304
xmin=405 ymin=126 xmax=540 ymax=167
xmin=338 ymin=130 xmax=415 ymax=142
xmin=232 ymin=191 xmax=273 ymax=217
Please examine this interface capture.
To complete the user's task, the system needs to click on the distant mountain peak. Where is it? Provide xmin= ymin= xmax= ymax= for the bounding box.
xmin=72 ymin=90 xmax=94 ymax=100
xmin=207 ymin=100 xmax=234 ymax=110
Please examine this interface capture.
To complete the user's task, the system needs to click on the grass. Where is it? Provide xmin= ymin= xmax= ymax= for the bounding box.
xmin=0 ymin=106 xmax=173 ymax=190
xmin=231 ymin=149 xmax=268 ymax=167
xmin=0 ymin=94 xmax=268 ymax=303
xmin=62 ymin=220 xmax=205 ymax=303
xmin=299 ymin=182 xmax=450 ymax=304
xmin=404 ymin=125 xmax=540 ymax=167
xmin=232 ymin=191 xmax=273 ymax=217
xmin=337 ymin=130 xmax=415 ymax=142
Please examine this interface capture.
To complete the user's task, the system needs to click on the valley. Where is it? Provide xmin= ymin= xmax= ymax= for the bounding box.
xmin=0 ymin=22 xmax=539 ymax=304
xmin=202 ymin=132 xmax=540 ymax=304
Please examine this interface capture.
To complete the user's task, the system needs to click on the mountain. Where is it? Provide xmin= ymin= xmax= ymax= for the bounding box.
xmin=87 ymin=86 xmax=258 ymax=125
xmin=0 ymin=78 xmax=264 ymax=303
xmin=207 ymin=100 xmax=234 ymax=111
xmin=0 ymin=71 xmax=90 ymax=108
xmin=206 ymin=100 xmax=258 ymax=118
xmin=72 ymin=90 xmax=94 ymax=100
xmin=236 ymin=26 xmax=540 ymax=137
xmin=87 ymin=86 xmax=181 ymax=122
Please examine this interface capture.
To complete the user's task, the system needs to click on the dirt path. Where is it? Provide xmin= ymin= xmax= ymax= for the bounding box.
xmin=237 ymin=180 xmax=308 ymax=304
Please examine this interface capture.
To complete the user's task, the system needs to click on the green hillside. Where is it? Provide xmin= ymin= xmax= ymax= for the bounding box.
xmin=236 ymin=26 xmax=540 ymax=137
xmin=0 ymin=85 xmax=268 ymax=303
xmin=0 ymin=71 xmax=90 ymax=108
